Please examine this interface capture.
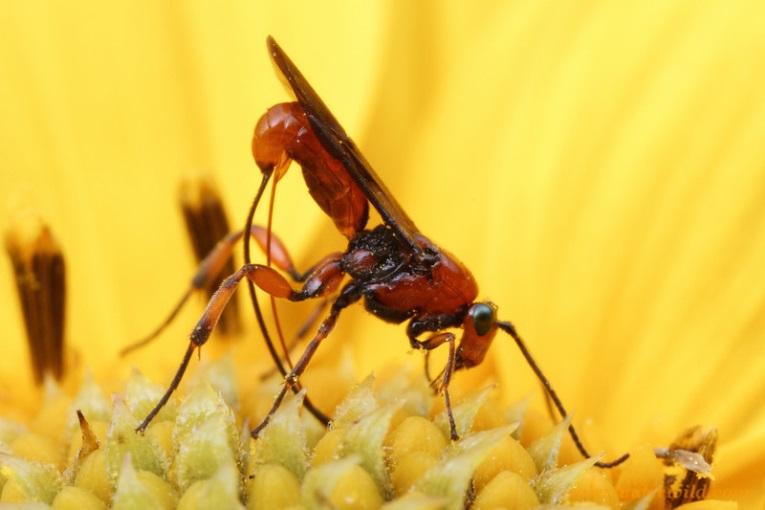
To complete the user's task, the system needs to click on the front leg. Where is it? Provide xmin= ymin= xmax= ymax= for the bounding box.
xmin=407 ymin=313 xmax=463 ymax=350
xmin=408 ymin=322 xmax=459 ymax=441
xmin=136 ymin=256 xmax=345 ymax=433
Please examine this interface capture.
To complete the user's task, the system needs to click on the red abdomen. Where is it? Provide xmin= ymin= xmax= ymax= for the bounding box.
xmin=253 ymin=102 xmax=368 ymax=238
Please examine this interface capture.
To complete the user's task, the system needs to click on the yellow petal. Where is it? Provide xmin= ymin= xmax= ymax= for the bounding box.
xmin=0 ymin=3 xmax=762 ymax=509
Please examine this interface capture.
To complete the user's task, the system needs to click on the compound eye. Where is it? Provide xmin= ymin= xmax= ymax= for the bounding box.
xmin=469 ymin=303 xmax=495 ymax=336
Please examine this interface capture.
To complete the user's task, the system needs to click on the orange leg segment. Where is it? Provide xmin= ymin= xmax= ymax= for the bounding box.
xmin=136 ymin=255 xmax=345 ymax=433
xmin=121 ymin=226 xmax=311 ymax=356
xmin=192 ymin=256 xmax=343 ymax=349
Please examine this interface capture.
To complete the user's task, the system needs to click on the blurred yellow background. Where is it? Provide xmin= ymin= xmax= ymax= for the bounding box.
xmin=1 ymin=1 xmax=763 ymax=505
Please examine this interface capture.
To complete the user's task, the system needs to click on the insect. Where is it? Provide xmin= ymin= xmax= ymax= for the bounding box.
xmin=132 ymin=36 xmax=629 ymax=468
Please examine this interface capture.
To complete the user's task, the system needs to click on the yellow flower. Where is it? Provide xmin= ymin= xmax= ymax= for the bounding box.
xmin=0 ymin=1 xmax=763 ymax=508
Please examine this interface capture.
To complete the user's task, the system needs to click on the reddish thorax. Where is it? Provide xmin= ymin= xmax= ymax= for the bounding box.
xmin=371 ymin=242 xmax=478 ymax=317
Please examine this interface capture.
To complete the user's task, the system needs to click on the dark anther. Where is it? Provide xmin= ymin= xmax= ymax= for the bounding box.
xmin=5 ymin=220 xmax=67 ymax=384
xmin=180 ymin=178 xmax=241 ymax=336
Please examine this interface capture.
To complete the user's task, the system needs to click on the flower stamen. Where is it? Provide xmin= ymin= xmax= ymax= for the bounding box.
xmin=5 ymin=219 xmax=66 ymax=385
xmin=179 ymin=178 xmax=240 ymax=336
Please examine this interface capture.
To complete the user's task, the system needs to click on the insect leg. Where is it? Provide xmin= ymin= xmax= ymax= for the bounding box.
xmin=406 ymin=315 xmax=461 ymax=394
xmin=417 ymin=332 xmax=459 ymax=441
xmin=442 ymin=335 xmax=458 ymax=441
xmin=136 ymin=257 xmax=343 ymax=433
xmin=121 ymin=225 xmax=312 ymax=357
xmin=259 ymin=297 xmax=330 ymax=380
xmin=424 ymin=350 xmax=436 ymax=390
xmin=121 ymin=230 xmax=241 ymax=356
xmin=412 ymin=332 xmax=459 ymax=440
xmin=191 ymin=257 xmax=343 ymax=354
xmin=135 ymin=261 xmax=268 ymax=433
xmin=251 ymin=283 xmax=361 ymax=438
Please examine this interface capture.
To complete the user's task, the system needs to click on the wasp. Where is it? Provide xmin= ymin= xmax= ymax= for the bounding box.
xmin=131 ymin=36 xmax=628 ymax=468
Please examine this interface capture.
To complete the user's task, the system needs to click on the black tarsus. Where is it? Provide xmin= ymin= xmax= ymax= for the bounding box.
xmin=497 ymin=320 xmax=630 ymax=468
xmin=136 ymin=341 xmax=195 ymax=433
xmin=251 ymin=283 xmax=361 ymax=437
xmin=443 ymin=335 xmax=458 ymax=440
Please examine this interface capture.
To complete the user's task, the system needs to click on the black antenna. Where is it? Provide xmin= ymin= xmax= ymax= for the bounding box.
xmin=497 ymin=321 xmax=629 ymax=468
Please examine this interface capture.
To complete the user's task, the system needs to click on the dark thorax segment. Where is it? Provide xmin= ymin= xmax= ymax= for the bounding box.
xmin=340 ymin=225 xmax=417 ymax=323
xmin=342 ymin=225 xmax=413 ymax=282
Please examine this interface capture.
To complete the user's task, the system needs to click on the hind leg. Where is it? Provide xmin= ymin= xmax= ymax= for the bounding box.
xmin=136 ymin=256 xmax=345 ymax=433
xmin=121 ymin=226 xmax=314 ymax=356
